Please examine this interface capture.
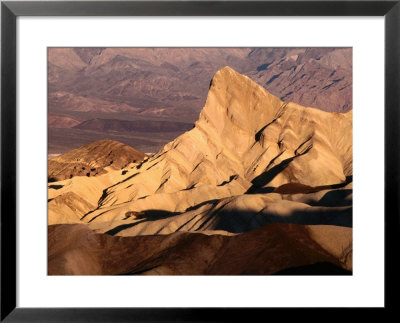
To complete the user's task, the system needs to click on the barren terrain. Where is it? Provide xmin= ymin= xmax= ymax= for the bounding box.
xmin=48 ymin=66 xmax=352 ymax=275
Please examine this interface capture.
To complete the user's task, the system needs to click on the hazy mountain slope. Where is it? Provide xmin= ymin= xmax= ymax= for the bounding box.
xmin=48 ymin=47 xmax=352 ymax=116
xmin=247 ymin=48 xmax=352 ymax=112
xmin=48 ymin=127 xmax=181 ymax=155
xmin=48 ymin=113 xmax=81 ymax=128
xmin=49 ymin=91 xmax=139 ymax=113
xmin=73 ymin=118 xmax=193 ymax=133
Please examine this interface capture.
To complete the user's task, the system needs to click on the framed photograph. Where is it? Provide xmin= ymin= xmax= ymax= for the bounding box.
xmin=1 ymin=0 xmax=399 ymax=320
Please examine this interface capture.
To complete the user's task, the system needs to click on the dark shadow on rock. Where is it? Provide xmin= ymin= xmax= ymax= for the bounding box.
xmin=251 ymin=174 xmax=352 ymax=196
xmin=250 ymin=186 xmax=276 ymax=194
xmin=217 ymin=174 xmax=238 ymax=187
xmin=132 ymin=209 xmax=179 ymax=221
xmin=255 ymin=117 xmax=281 ymax=142
xmin=49 ymin=184 xmax=63 ymax=190
xmin=185 ymin=199 xmax=220 ymax=212
xmin=108 ymin=171 xmax=139 ymax=190
xmin=104 ymin=220 xmax=147 ymax=236
xmin=105 ymin=209 xmax=179 ymax=236
xmin=262 ymin=206 xmax=352 ymax=227
xmin=119 ymin=265 xmax=161 ymax=275
xmin=247 ymin=143 xmax=313 ymax=194
xmin=274 ymin=262 xmax=352 ymax=275
xmin=312 ymin=189 xmax=352 ymax=207
xmin=104 ymin=196 xmax=352 ymax=237
xmin=247 ymin=156 xmax=296 ymax=194
xmin=266 ymin=72 xmax=283 ymax=85
xmin=206 ymin=205 xmax=352 ymax=233
xmin=273 ymin=175 xmax=352 ymax=195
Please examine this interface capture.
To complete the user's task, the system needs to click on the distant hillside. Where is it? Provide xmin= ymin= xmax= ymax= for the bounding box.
xmin=48 ymin=113 xmax=80 ymax=128
xmin=73 ymin=118 xmax=193 ymax=133
xmin=49 ymin=47 xmax=352 ymax=116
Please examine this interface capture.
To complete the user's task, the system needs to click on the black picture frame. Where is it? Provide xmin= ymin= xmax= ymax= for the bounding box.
xmin=1 ymin=0 xmax=399 ymax=321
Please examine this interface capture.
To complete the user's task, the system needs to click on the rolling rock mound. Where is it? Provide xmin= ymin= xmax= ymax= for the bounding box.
xmin=48 ymin=139 xmax=146 ymax=181
xmin=48 ymin=223 xmax=352 ymax=275
xmin=80 ymin=66 xmax=352 ymax=227
xmin=87 ymin=181 xmax=352 ymax=237
xmin=48 ymin=67 xmax=352 ymax=274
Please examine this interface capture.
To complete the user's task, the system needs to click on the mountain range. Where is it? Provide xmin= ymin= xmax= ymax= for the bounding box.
xmin=48 ymin=47 xmax=352 ymax=154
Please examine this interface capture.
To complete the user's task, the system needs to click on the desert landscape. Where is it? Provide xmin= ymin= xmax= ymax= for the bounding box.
xmin=48 ymin=48 xmax=352 ymax=275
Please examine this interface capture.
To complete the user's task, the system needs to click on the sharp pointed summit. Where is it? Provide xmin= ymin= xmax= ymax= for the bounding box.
xmin=49 ymin=67 xmax=352 ymax=230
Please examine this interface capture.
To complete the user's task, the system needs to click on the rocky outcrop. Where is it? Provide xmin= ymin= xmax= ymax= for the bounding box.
xmin=48 ymin=139 xmax=146 ymax=181
xmin=79 ymin=67 xmax=352 ymax=227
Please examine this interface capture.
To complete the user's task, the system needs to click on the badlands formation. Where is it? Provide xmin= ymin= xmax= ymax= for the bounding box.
xmin=48 ymin=67 xmax=352 ymax=275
